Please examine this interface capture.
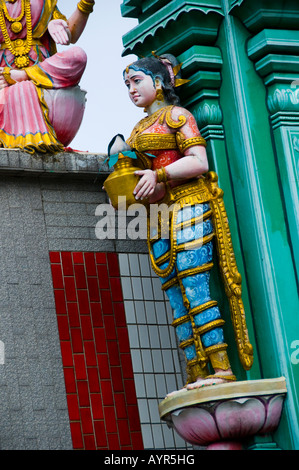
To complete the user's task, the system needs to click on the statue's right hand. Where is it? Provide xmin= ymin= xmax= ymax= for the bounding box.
xmin=48 ymin=19 xmax=71 ymax=45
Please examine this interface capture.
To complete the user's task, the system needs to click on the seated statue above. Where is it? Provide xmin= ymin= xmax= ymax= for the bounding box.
xmin=0 ymin=0 xmax=95 ymax=154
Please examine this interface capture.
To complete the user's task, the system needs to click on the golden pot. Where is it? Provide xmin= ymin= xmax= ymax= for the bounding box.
xmin=103 ymin=153 xmax=148 ymax=209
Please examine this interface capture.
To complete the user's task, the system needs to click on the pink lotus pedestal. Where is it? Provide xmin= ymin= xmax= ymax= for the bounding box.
xmin=159 ymin=377 xmax=287 ymax=450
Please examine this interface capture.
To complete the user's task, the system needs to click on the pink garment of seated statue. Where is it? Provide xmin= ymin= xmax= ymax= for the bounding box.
xmin=0 ymin=0 xmax=91 ymax=154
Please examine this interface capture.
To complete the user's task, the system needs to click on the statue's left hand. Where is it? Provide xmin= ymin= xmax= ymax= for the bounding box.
xmin=133 ymin=169 xmax=158 ymax=200
xmin=48 ymin=19 xmax=72 ymax=45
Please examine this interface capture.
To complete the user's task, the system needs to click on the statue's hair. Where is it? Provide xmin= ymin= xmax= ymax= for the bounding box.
xmin=124 ymin=54 xmax=181 ymax=105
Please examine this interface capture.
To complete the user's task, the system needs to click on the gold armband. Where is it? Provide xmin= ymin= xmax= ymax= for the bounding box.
xmin=2 ymin=67 xmax=16 ymax=86
xmin=156 ymin=167 xmax=168 ymax=183
xmin=77 ymin=0 xmax=95 ymax=14
xmin=176 ymin=132 xmax=207 ymax=153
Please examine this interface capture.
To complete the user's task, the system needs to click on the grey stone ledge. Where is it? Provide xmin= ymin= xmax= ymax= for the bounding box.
xmin=0 ymin=149 xmax=110 ymax=179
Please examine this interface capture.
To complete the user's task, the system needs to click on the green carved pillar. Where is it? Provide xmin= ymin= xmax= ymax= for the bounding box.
xmin=227 ymin=0 xmax=299 ymax=450
xmin=247 ymin=30 xmax=299 ymax=278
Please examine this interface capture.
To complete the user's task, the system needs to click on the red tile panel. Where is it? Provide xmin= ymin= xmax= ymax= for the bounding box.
xmin=84 ymin=434 xmax=96 ymax=450
xmin=54 ymin=290 xmax=67 ymax=315
xmin=70 ymin=422 xmax=83 ymax=449
xmin=87 ymin=368 xmax=101 ymax=393
xmin=74 ymin=264 xmax=87 ymax=289
xmin=50 ymin=251 xmax=143 ymax=450
xmin=49 ymin=251 xmax=61 ymax=263
xmin=64 ymin=368 xmax=77 ymax=394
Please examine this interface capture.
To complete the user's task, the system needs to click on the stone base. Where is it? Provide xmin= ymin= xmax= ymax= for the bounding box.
xmin=159 ymin=377 xmax=287 ymax=450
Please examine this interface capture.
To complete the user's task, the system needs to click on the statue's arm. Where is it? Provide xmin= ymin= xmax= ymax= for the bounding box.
xmin=67 ymin=1 xmax=95 ymax=44
xmin=48 ymin=1 xmax=94 ymax=45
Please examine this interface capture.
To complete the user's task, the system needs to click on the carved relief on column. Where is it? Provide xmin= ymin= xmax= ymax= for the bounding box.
xmin=121 ymin=1 xmax=225 ymax=57
xmin=246 ymin=25 xmax=299 ymax=276
xmin=177 ymin=45 xmax=224 ymax=142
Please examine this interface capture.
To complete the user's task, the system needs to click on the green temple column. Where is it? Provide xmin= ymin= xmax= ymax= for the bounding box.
xmin=247 ymin=30 xmax=299 ymax=279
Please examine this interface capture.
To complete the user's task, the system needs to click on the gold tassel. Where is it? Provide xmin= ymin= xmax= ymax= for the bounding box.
xmin=205 ymin=172 xmax=254 ymax=371
xmin=175 ymin=78 xmax=190 ymax=87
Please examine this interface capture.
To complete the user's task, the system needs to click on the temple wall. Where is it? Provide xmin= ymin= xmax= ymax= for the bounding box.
xmin=0 ymin=150 xmax=188 ymax=450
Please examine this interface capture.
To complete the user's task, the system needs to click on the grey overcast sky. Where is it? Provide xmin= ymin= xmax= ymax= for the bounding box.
xmin=58 ymin=1 xmax=140 ymax=154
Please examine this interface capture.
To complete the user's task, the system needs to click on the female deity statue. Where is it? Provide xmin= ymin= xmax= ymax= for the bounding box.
xmin=0 ymin=0 xmax=95 ymax=154
xmin=106 ymin=53 xmax=253 ymax=392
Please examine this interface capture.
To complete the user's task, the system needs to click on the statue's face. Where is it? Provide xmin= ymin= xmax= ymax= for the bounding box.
xmin=124 ymin=69 xmax=157 ymax=108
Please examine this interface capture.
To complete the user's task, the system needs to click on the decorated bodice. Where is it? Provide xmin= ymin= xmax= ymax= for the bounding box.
xmin=127 ymin=105 xmax=206 ymax=171
xmin=0 ymin=0 xmax=66 ymax=67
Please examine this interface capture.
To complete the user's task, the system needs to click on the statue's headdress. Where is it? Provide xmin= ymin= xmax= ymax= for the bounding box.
xmin=151 ymin=51 xmax=190 ymax=88
xmin=125 ymin=52 xmax=190 ymax=89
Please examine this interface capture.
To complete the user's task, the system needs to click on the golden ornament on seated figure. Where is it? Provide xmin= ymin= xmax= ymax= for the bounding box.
xmin=11 ymin=21 xmax=23 ymax=34
xmin=14 ymin=54 xmax=29 ymax=68
xmin=103 ymin=153 xmax=148 ymax=210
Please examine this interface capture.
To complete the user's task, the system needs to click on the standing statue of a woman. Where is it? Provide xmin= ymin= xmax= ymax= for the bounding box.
xmin=106 ymin=53 xmax=253 ymax=392
xmin=0 ymin=0 xmax=95 ymax=153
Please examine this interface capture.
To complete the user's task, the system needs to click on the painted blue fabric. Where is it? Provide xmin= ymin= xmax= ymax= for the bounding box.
xmin=150 ymin=202 xmax=225 ymax=362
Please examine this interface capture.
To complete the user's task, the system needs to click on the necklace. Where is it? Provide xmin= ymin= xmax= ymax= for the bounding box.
xmin=1 ymin=0 xmax=24 ymax=33
xmin=127 ymin=106 xmax=173 ymax=147
xmin=0 ymin=0 xmax=32 ymax=68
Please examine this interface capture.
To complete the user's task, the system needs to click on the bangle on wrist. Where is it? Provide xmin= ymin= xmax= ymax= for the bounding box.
xmin=155 ymin=167 xmax=168 ymax=183
xmin=2 ymin=67 xmax=16 ymax=85
xmin=77 ymin=0 xmax=95 ymax=15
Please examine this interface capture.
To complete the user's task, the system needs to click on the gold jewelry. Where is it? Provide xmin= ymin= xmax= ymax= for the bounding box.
xmin=2 ymin=66 xmax=16 ymax=85
xmin=176 ymin=133 xmax=207 ymax=152
xmin=77 ymin=0 xmax=95 ymax=15
xmin=10 ymin=20 xmax=22 ymax=33
xmin=133 ymin=133 xmax=177 ymax=152
xmin=0 ymin=0 xmax=32 ymax=68
xmin=204 ymin=373 xmax=237 ymax=381
xmin=205 ymin=344 xmax=232 ymax=372
xmin=0 ymin=38 xmax=42 ymax=50
xmin=205 ymin=171 xmax=254 ymax=371
xmin=127 ymin=105 xmax=173 ymax=148
xmin=155 ymin=167 xmax=168 ymax=183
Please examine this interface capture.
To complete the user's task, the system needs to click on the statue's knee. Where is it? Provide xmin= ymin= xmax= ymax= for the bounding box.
xmin=67 ymin=46 xmax=87 ymax=70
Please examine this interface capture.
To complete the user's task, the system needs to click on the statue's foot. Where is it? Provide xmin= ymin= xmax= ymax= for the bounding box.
xmin=165 ymin=387 xmax=188 ymax=399
xmin=164 ymin=371 xmax=236 ymax=398
xmin=186 ymin=373 xmax=236 ymax=390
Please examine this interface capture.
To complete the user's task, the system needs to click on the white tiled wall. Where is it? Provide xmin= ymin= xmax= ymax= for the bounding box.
xmin=119 ymin=253 xmax=191 ymax=450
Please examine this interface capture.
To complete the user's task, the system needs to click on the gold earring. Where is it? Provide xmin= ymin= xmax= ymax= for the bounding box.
xmin=156 ymin=88 xmax=164 ymax=102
